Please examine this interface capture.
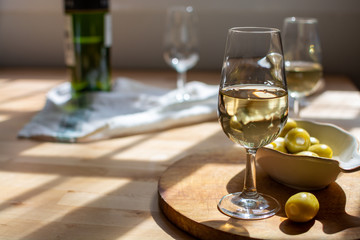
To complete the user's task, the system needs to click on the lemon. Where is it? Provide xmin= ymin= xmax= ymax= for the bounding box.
xmin=285 ymin=192 xmax=320 ymax=222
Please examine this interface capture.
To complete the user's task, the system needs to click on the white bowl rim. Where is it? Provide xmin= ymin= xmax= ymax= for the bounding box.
xmin=264 ymin=119 xmax=360 ymax=172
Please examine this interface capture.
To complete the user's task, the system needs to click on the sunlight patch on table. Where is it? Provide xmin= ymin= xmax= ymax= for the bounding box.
xmin=0 ymin=218 xmax=56 ymax=239
xmin=0 ymin=176 xmax=74 ymax=229
xmin=58 ymin=191 xmax=156 ymax=212
xmin=56 ymin=178 xmax=157 ymax=196
xmin=0 ymin=79 xmax=63 ymax=111
xmin=58 ymin=179 xmax=158 ymax=211
xmin=0 ymin=114 xmax=11 ymax=123
xmin=163 ymin=163 xmax=239 ymax=201
xmin=19 ymin=142 xmax=112 ymax=159
xmin=301 ymin=91 xmax=360 ymax=119
xmin=110 ymin=139 xmax=195 ymax=161
xmin=111 ymin=123 xmax=221 ymax=162
xmin=121 ymin=217 xmax=178 ymax=239
xmin=0 ymin=172 xmax=60 ymax=201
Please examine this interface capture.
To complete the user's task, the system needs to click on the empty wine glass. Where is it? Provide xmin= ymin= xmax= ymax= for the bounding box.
xmin=163 ymin=6 xmax=199 ymax=101
xmin=282 ymin=17 xmax=323 ymax=117
xmin=218 ymin=27 xmax=288 ymax=219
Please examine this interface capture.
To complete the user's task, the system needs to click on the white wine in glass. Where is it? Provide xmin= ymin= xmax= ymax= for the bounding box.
xmin=285 ymin=61 xmax=323 ymax=98
xmin=219 ymin=85 xmax=288 ymax=148
xmin=283 ymin=17 xmax=323 ymax=116
xmin=218 ymin=27 xmax=288 ymax=220
xmin=163 ymin=6 xmax=199 ymax=101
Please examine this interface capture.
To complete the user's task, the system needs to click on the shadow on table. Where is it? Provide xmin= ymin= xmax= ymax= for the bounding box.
xmin=225 ymin=166 xmax=360 ymax=237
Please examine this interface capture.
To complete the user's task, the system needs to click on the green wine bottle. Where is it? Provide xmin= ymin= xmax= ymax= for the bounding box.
xmin=64 ymin=0 xmax=112 ymax=95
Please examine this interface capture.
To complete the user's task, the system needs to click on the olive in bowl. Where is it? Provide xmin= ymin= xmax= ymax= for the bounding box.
xmin=257 ymin=120 xmax=360 ymax=190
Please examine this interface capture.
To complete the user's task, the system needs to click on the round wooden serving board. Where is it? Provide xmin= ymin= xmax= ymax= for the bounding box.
xmin=158 ymin=146 xmax=360 ymax=240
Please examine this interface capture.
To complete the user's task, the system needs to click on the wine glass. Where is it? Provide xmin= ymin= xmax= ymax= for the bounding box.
xmin=217 ymin=27 xmax=288 ymax=219
xmin=282 ymin=17 xmax=323 ymax=117
xmin=163 ymin=6 xmax=199 ymax=101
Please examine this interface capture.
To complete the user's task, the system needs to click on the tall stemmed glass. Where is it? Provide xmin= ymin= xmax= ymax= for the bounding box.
xmin=163 ymin=6 xmax=199 ymax=101
xmin=282 ymin=17 xmax=323 ymax=117
xmin=218 ymin=27 xmax=288 ymax=219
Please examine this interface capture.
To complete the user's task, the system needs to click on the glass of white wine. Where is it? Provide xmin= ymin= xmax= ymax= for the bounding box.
xmin=282 ymin=17 xmax=323 ymax=117
xmin=218 ymin=27 xmax=288 ymax=219
xmin=163 ymin=6 xmax=199 ymax=102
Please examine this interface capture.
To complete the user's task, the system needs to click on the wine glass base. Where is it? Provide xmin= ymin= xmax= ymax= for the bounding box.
xmin=218 ymin=192 xmax=280 ymax=220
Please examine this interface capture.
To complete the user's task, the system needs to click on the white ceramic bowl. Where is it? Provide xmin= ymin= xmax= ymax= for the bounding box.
xmin=257 ymin=120 xmax=360 ymax=190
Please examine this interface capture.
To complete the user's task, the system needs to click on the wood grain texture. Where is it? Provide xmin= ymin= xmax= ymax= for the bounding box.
xmin=158 ymin=147 xmax=360 ymax=240
xmin=0 ymin=68 xmax=358 ymax=239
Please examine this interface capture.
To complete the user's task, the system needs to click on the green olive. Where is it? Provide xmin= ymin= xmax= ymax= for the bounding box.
xmin=279 ymin=118 xmax=297 ymax=137
xmin=265 ymin=143 xmax=274 ymax=149
xmin=271 ymin=137 xmax=288 ymax=153
xmin=285 ymin=128 xmax=311 ymax=153
xmin=285 ymin=192 xmax=319 ymax=222
xmin=308 ymin=144 xmax=333 ymax=158
xmin=229 ymin=115 xmax=242 ymax=131
xmin=295 ymin=151 xmax=320 ymax=157
xmin=273 ymin=137 xmax=285 ymax=146
xmin=274 ymin=144 xmax=288 ymax=153
xmin=310 ymin=136 xmax=320 ymax=145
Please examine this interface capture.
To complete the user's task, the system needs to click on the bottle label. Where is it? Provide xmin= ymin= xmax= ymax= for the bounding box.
xmin=64 ymin=15 xmax=75 ymax=66
xmin=104 ymin=13 xmax=112 ymax=47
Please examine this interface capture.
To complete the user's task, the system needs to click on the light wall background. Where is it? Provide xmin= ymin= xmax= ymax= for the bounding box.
xmin=0 ymin=0 xmax=359 ymax=88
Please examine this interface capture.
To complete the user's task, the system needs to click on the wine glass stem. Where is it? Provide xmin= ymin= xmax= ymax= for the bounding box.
xmin=293 ymin=98 xmax=300 ymax=118
xmin=177 ymin=71 xmax=187 ymax=89
xmin=176 ymin=71 xmax=190 ymax=101
xmin=241 ymin=149 xmax=259 ymax=199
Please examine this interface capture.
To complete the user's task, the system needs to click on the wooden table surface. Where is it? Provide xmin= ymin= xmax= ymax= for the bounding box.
xmin=0 ymin=68 xmax=359 ymax=240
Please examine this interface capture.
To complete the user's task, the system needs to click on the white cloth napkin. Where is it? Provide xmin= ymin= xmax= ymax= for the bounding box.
xmin=18 ymin=78 xmax=219 ymax=142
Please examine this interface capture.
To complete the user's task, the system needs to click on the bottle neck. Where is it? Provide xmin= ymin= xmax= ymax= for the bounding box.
xmin=64 ymin=0 xmax=109 ymax=12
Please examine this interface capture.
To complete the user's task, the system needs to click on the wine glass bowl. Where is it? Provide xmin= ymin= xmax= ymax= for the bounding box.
xmin=217 ymin=27 xmax=288 ymax=219
xmin=282 ymin=17 xmax=323 ymax=116
xmin=163 ymin=6 xmax=199 ymax=101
